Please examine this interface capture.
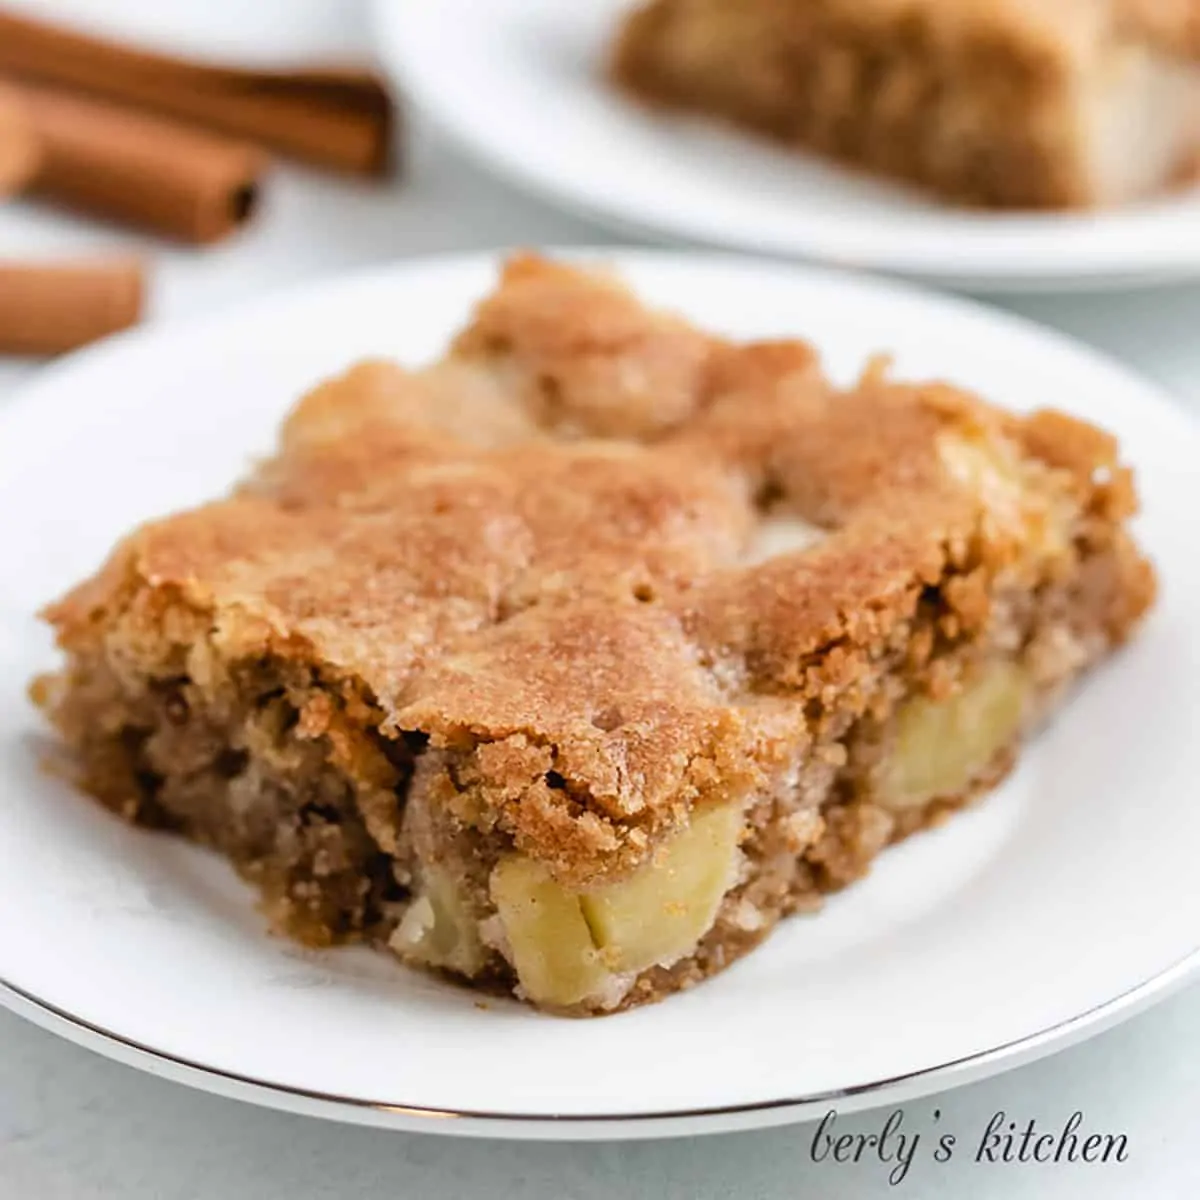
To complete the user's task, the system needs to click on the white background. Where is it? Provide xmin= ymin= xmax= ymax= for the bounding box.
xmin=3 ymin=3 xmax=1200 ymax=1195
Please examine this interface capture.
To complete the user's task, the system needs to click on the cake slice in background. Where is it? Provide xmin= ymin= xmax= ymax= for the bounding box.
xmin=610 ymin=0 xmax=1200 ymax=209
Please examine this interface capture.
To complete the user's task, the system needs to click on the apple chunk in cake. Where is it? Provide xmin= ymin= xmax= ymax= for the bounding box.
xmin=610 ymin=0 xmax=1200 ymax=209
xmin=33 ymin=256 xmax=1156 ymax=1014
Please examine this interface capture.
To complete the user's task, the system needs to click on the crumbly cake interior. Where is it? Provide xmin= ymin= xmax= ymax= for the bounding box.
xmin=34 ymin=256 xmax=1156 ymax=1014
xmin=610 ymin=0 xmax=1200 ymax=209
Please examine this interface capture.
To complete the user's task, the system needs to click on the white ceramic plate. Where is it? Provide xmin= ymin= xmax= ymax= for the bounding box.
xmin=373 ymin=0 xmax=1200 ymax=292
xmin=1 ymin=251 xmax=1198 ymax=1141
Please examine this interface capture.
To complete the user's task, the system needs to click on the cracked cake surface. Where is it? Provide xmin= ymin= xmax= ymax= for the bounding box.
xmin=34 ymin=255 xmax=1157 ymax=1013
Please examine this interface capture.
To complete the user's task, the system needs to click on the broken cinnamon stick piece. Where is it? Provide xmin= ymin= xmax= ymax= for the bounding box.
xmin=0 ymin=9 xmax=396 ymax=176
xmin=0 ymin=258 xmax=145 ymax=356
xmin=10 ymin=79 xmax=266 ymax=244
xmin=0 ymin=84 xmax=39 ymax=195
xmin=17 ymin=79 xmax=265 ymax=243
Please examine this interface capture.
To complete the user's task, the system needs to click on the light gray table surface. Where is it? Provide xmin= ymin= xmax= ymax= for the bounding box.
xmin=3 ymin=53 xmax=1200 ymax=1200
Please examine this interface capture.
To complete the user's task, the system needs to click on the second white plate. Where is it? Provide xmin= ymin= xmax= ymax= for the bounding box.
xmin=1 ymin=251 xmax=1198 ymax=1140
xmin=374 ymin=0 xmax=1200 ymax=292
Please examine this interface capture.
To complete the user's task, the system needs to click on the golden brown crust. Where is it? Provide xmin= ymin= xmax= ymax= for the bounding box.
xmin=41 ymin=255 xmax=1156 ymax=894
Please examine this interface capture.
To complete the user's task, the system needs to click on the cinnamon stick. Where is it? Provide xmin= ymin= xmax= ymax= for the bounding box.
xmin=0 ymin=9 xmax=395 ymax=176
xmin=0 ymin=83 xmax=39 ymax=195
xmin=0 ymin=259 xmax=145 ymax=356
xmin=9 ymin=79 xmax=266 ymax=244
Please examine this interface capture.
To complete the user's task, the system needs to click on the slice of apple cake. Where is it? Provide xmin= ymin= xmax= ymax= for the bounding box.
xmin=610 ymin=0 xmax=1200 ymax=209
xmin=33 ymin=255 xmax=1156 ymax=1014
